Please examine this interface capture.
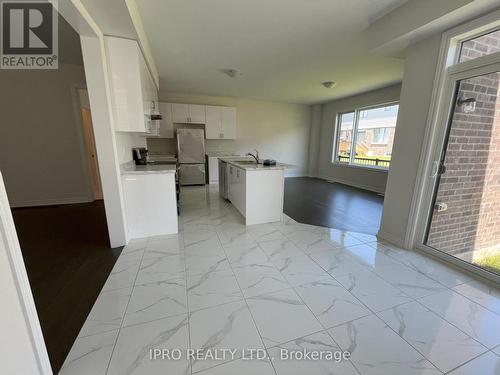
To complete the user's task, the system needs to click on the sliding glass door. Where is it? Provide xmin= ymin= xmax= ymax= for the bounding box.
xmin=424 ymin=69 xmax=500 ymax=277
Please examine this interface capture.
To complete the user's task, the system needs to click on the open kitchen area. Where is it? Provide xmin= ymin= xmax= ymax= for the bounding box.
xmin=6 ymin=2 xmax=500 ymax=375
xmin=118 ymin=88 xmax=295 ymax=238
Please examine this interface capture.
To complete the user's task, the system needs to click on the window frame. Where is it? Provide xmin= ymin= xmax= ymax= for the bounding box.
xmin=332 ymin=101 xmax=399 ymax=171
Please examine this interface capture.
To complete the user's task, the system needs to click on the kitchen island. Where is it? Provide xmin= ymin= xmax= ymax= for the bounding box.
xmin=121 ymin=162 xmax=178 ymax=239
xmin=219 ymin=158 xmax=291 ymax=225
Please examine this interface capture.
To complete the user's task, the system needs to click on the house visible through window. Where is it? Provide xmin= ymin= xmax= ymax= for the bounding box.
xmin=335 ymin=112 xmax=354 ymax=164
xmin=373 ymin=128 xmax=389 ymax=144
xmin=333 ymin=103 xmax=399 ymax=169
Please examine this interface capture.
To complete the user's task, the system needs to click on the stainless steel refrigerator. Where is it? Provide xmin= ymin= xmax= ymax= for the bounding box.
xmin=177 ymin=128 xmax=206 ymax=185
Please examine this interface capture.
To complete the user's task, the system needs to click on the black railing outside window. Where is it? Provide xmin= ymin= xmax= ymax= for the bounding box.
xmin=338 ymin=155 xmax=390 ymax=168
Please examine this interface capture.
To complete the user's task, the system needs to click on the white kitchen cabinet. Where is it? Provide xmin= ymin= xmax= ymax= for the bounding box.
xmin=121 ymin=173 xmax=178 ymax=238
xmin=220 ymin=107 xmax=237 ymax=139
xmin=228 ymin=164 xmax=245 ymax=216
xmin=171 ymin=103 xmax=189 ymax=123
xmin=205 ymin=106 xmax=222 ymax=139
xmin=157 ymin=102 xmax=174 ymax=138
xmin=225 ymin=161 xmax=285 ymax=225
xmin=105 ymin=37 xmax=158 ymax=134
xmin=205 ymin=105 xmax=236 ymax=139
xmin=172 ymin=103 xmax=206 ymax=124
xmin=208 ymin=156 xmax=219 ymax=184
xmin=189 ymin=105 xmax=206 ymax=123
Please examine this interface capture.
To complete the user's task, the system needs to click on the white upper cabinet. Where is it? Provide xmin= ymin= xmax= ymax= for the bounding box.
xmin=105 ymin=37 xmax=158 ymax=133
xmin=172 ymin=103 xmax=206 ymax=124
xmin=171 ymin=103 xmax=189 ymax=123
xmin=205 ymin=105 xmax=222 ymax=139
xmin=220 ymin=107 xmax=237 ymax=139
xmin=205 ymin=105 xmax=236 ymax=139
xmin=189 ymin=105 xmax=206 ymax=123
xmin=157 ymin=102 xmax=174 ymax=138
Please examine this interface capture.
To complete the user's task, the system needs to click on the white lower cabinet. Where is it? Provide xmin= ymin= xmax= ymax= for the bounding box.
xmin=208 ymin=157 xmax=219 ymax=184
xmin=228 ymin=165 xmax=246 ymax=216
xmin=122 ymin=173 xmax=178 ymax=239
xmin=227 ymin=165 xmax=284 ymax=225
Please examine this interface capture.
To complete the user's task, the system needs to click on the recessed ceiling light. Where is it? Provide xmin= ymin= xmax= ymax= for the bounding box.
xmin=322 ymin=81 xmax=337 ymax=88
xmin=221 ymin=69 xmax=240 ymax=78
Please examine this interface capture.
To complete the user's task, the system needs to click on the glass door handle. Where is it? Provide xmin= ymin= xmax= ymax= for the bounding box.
xmin=430 ymin=161 xmax=439 ymax=178
xmin=430 ymin=161 xmax=446 ymax=178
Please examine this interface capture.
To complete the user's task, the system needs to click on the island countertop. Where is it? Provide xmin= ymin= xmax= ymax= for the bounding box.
xmin=219 ymin=157 xmax=293 ymax=171
xmin=121 ymin=162 xmax=176 ymax=175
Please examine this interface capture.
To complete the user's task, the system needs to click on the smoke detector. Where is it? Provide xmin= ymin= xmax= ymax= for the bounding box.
xmin=322 ymin=81 xmax=337 ymax=89
xmin=221 ymin=69 xmax=240 ymax=78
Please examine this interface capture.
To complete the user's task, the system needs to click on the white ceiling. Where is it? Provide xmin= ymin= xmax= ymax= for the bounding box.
xmin=135 ymin=0 xmax=408 ymax=104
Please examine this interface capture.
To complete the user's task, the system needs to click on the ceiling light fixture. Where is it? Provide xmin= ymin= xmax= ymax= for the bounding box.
xmin=221 ymin=69 xmax=240 ymax=78
xmin=321 ymin=81 xmax=337 ymax=88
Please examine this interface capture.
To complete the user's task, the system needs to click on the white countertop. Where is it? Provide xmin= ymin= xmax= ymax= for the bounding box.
xmin=219 ymin=157 xmax=293 ymax=171
xmin=206 ymin=151 xmax=241 ymax=157
xmin=121 ymin=162 xmax=176 ymax=175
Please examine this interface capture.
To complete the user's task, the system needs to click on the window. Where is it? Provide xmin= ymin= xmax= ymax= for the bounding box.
xmin=458 ymin=28 xmax=500 ymax=63
xmin=335 ymin=112 xmax=354 ymax=164
xmin=333 ymin=103 xmax=399 ymax=169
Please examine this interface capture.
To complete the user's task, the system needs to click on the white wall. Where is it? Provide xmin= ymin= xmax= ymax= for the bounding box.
xmin=154 ymin=93 xmax=312 ymax=177
xmin=308 ymin=104 xmax=322 ymax=177
xmin=314 ymin=84 xmax=402 ymax=193
xmin=0 ymin=63 xmax=92 ymax=207
xmin=379 ymin=34 xmax=442 ymax=246
xmin=0 ymin=173 xmax=51 ymax=375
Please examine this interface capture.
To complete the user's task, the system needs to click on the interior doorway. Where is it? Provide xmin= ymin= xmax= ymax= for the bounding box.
xmin=81 ymin=106 xmax=103 ymax=200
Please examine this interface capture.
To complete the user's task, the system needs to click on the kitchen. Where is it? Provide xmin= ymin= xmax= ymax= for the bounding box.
xmin=121 ymin=101 xmax=293 ymax=238
xmin=109 ymin=37 xmax=297 ymax=239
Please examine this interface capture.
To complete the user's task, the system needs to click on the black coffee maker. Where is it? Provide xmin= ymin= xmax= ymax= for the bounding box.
xmin=132 ymin=147 xmax=148 ymax=165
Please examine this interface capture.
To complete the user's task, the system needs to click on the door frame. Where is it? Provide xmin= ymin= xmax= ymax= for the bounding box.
xmin=77 ymin=89 xmax=104 ymax=200
xmin=416 ymin=61 xmax=500 ymax=284
xmin=0 ymin=172 xmax=52 ymax=375
xmin=408 ymin=10 xmax=500 ymax=284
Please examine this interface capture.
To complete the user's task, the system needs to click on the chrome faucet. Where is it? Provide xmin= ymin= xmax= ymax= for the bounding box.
xmin=246 ymin=149 xmax=259 ymax=164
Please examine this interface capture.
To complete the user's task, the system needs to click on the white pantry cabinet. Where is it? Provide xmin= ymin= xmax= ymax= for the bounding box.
xmin=105 ymin=37 xmax=158 ymax=134
xmin=172 ymin=103 xmax=206 ymax=124
xmin=205 ymin=106 xmax=236 ymax=139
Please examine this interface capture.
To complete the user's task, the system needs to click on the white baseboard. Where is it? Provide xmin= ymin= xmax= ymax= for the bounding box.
xmin=9 ymin=196 xmax=93 ymax=208
xmin=285 ymin=171 xmax=307 ymax=178
xmin=317 ymin=175 xmax=385 ymax=194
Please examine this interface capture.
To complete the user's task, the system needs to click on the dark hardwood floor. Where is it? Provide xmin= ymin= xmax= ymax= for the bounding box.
xmin=12 ymin=200 xmax=122 ymax=374
xmin=284 ymin=177 xmax=384 ymax=235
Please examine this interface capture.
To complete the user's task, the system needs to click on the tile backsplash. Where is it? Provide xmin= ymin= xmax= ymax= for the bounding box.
xmin=146 ymin=138 xmax=176 ymax=155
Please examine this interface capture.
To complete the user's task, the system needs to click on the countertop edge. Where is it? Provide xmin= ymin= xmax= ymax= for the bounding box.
xmin=120 ymin=161 xmax=177 ymax=175
xmin=221 ymin=158 xmax=294 ymax=171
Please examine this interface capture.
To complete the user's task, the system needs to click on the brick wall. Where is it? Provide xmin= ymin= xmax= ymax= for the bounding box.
xmin=426 ymin=52 xmax=500 ymax=259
